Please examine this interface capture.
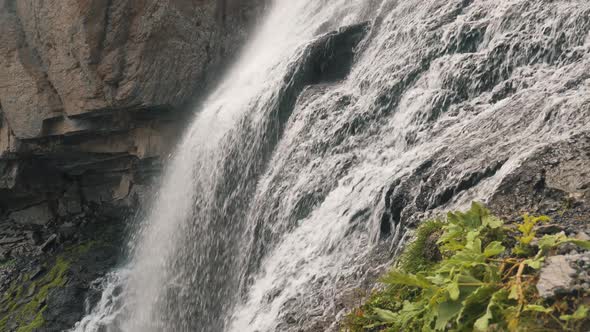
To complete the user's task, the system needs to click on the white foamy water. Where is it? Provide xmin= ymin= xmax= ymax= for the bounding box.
xmin=74 ymin=0 xmax=590 ymax=331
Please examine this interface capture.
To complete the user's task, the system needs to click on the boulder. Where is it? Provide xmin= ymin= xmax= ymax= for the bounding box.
xmin=537 ymin=254 xmax=589 ymax=299
xmin=9 ymin=203 xmax=54 ymax=226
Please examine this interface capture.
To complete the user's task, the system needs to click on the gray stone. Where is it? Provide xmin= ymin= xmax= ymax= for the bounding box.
xmin=30 ymin=266 xmax=46 ymax=281
xmin=0 ymin=248 xmax=10 ymax=261
xmin=537 ymin=255 xmax=577 ymax=299
xmin=40 ymin=234 xmax=58 ymax=252
xmin=0 ymin=236 xmax=24 ymax=245
xmin=9 ymin=203 xmax=53 ymax=226
xmin=0 ymin=0 xmax=263 ymax=139
xmin=575 ymin=232 xmax=590 ymax=241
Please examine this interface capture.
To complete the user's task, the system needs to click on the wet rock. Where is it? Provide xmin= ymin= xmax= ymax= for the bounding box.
xmin=25 ymin=230 xmax=43 ymax=246
xmin=0 ymin=236 xmax=24 ymax=245
xmin=9 ymin=203 xmax=53 ymax=226
xmin=58 ymin=187 xmax=83 ymax=217
xmin=40 ymin=234 xmax=58 ymax=252
xmin=30 ymin=266 xmax=46 ymax=281
xmin=59 ymin=223 xmax=78 ymax=241
xmin=43 ymin=286 xmax=86 ymax=330
xmin=0 ymin=248 xmax=10 ymax=262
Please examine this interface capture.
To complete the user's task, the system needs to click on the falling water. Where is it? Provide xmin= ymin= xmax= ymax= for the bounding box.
xmin=74 ymin=1 xmax=378 ymax=331
xmin=75 ymin=0 xmax=590 ymax=331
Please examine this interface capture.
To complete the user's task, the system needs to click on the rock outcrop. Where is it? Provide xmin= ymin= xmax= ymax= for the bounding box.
xmin=0 ymin=0 xmax=265 ymax=330
xmin=0 ymin=0 xmax=264 ymax=254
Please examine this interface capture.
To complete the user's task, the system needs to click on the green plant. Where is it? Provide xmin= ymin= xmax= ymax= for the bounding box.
xmin=0 ymin=240 xmax=99 ymax=330
xmin=344 ymin=203 xmax=590 ymax=332
xmin=0 ymin=256 xmax=70 ymax=331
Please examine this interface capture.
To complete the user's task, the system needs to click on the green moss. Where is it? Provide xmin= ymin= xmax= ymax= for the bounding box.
xmin=17 ymin=307 xmax=46 ymax=332
xmin=0 ymin=239 xmax=95 ymax=331
xmin=397 ymin=219 xmax=444 ymax=274
xmin=0 ymin=316 xmax=8 ymax=331
xmin=0 ymin=256 xmax=70 ymax=331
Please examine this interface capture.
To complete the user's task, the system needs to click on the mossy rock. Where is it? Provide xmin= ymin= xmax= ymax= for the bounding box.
xmin=0 ymin=255 xmax=70 ymax=331
xmin=0 ymin=240 xmax=112 ymax=331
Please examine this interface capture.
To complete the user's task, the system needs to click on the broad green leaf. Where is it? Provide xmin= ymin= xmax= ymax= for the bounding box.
xmin=474 ymin=290 xmax=507 ymax=331
xmin=474 ymin=308 xmax=492 ymax=331
xmin=448 ymin=279 xmax=460 ymax=301
xmin=426 ymin=274 xmax=447 ymax=286
xmin=483 ymin=241 xmax=505 ymax=257
xmin=524 ymin=304 xmax=553 ymax=313
xmin=457 ymin=274 xmax=483 ymax=285
xmin=435 ymin=301 xmax=462 ymax=331
xmin=458 ymin=286 xmax=497 ymax=323
xmin=523 ymin=256 xmax=544 ymax=270
xmin=438 ymin=252 xmax=487 ymax=273
xmin=508 ymin=284 xmax=519 ymax=300
xmin=482 ymin=215 xmax=504 ymax=229
xmin=450 ymin=251 xmax=486 ymax=265
xmin=560 ymin=305 xmax=589 ymax=321
xmin=438 ymin=222 xmax=466 ymax=250
xmin=464 ymin=202 xmax=488 ymax=228
xmin=398 ymin=301 xmax=423 ymax=326
xmin=465 ymin=231 xmax=483 ymax=254
xmin=538 ymin=233 xmax=568 ymax=251
xmin=373 ymin=307 xmax=398 ymax=323
xmin=539 ymin=234 xmax=590 ymax=251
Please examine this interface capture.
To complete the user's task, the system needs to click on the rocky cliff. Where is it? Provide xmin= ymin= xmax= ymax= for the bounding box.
xmin=0 ymin=0 xmax=264 ymax=330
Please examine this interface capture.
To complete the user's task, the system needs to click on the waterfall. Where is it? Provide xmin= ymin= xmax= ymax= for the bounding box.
xmin=73 ymin=1 xmax=377 ymax=331
xmin=74 ymin=0 xmax=590 ymax=331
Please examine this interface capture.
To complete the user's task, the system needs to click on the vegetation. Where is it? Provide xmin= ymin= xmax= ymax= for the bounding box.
xmin=344 ymin=203 xmax=590 ymax=332
xmin=0 ymin=256 xmax=69 ymax=332
xmin=0 ymin=241 xmax=98 ymax=331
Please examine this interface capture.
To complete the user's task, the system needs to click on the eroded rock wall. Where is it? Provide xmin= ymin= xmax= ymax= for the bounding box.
xmin=0 ymin=0 xmax=263 ymax=251
xmin=0 ymin=1 xmax=265 ymax=329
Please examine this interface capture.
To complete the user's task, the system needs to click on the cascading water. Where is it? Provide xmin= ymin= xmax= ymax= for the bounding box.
xmin=73 ymin=1 xmax=378 ymax=331
xmin=75 ymin=0 xmax=590 ymax=331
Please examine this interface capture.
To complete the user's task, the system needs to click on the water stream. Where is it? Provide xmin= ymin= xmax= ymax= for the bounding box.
xmin=74 ymin=0 xmax=590 ymax=331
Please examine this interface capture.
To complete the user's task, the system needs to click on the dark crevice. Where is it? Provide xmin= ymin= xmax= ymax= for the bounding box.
xmin=432 ymin=159 xmax=507 ymax=208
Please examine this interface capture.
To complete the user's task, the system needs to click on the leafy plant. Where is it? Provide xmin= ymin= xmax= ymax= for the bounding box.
xmin=344 ymin=202 xmax=590 ymax=332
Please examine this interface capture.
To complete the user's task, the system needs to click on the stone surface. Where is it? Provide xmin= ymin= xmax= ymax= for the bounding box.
xmin=537 ymin=255 xmax=577 ymax=299
xmin=9 ymin=203 xmax=53 ymax=226
xmin=0 ymin=0 xmax=264 ymax=139
xmin=537 ymin=253 xmax=590 ymax=299
xmin=0 ymin=0 xmax=265 ymax=231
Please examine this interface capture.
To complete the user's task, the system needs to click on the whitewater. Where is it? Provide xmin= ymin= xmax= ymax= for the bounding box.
xmin=74 ymin=0 xmax=590 ymax=331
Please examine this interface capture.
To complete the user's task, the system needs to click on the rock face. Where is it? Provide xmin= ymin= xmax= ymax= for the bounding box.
xmin=0 ymin=0 xmax=265 ymax=330
xmin=0 ymin=0 xmax=263 ymax=246
xmin=0 ymin=0 xmax=263 ymax=138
